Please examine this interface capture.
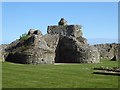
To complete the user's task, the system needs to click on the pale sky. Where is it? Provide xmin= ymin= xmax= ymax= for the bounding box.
xmin=2 ymin=2 xmax=118 ymax=44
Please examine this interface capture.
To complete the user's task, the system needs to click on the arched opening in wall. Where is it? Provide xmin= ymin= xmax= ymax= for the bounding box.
xmin=5 ymin=53 xmax=27 ymax=64
xmin=55 ymin=36 xmax=78 ymax=63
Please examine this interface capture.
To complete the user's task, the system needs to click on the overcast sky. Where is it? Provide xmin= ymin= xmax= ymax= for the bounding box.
xmin=2 ymin=2 xmax=118 ymax=44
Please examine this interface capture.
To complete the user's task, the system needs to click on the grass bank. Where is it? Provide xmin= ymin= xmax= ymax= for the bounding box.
xmin=2 ymin=60 xmax=118 ymax=88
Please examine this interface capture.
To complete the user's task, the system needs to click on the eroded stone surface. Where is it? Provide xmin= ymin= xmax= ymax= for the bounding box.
xmin=55 ymin=36 xmax=99 ymax=63
xmin=94 ymin=44 xmax=120 ymax=61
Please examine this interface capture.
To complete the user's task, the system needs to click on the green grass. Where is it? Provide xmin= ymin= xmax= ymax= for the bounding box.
xmin=2 ymin=60 xmax=119 ymax=88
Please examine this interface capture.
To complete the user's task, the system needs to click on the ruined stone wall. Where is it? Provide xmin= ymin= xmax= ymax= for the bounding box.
xmin=55 ymin=36 xmax=99 ymax=63
xmin=46 ymin=19 xmax=100 ymax=63
xmin=5 ymin=29 xmax=55 ymax=64
xmin=47 ymin=25 xmax=87 ymax=44
xmin=3 ymin=18 xmax=100 ymax=64
xmin=94 ymin=43 xmax=120 ymax=60
xmin=0 ymin=44 xmax=8 ymax=62
xmin=47 ymin=25 xmax=83 ymax=38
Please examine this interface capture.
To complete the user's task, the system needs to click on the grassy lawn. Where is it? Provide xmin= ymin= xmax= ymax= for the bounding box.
xmin=2 ymin=60 xmax=119 ymax=88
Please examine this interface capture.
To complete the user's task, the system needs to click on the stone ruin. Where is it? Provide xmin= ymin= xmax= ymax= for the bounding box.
xmin=94 ymin=44 xmax=120 ymax=61
xmin=0 ymin=18 xmax=119 ymax=64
